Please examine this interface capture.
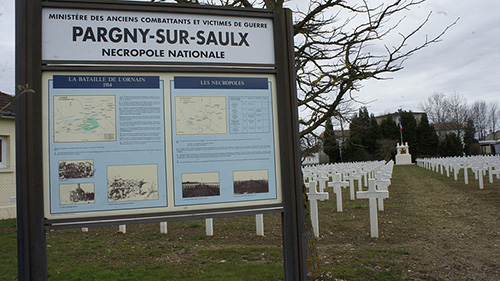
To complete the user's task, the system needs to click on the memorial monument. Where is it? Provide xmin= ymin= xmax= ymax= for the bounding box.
xmin=395 ymin=142 xmax=412 ymax=165
xmin=395 ymin=119 xmax=412 ymax=165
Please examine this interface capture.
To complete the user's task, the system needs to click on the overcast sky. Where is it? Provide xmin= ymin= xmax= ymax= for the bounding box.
xmin=1 ymin=0 xmax=498 ymax=116
xmin=356 ymin=0 xmax=500 ymax=115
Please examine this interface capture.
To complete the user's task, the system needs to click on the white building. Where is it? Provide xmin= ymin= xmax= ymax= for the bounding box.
xmin=0 ymin=91 xmax=16 ymax=219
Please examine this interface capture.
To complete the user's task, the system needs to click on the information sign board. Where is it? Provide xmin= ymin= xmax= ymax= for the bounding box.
xmin=47 ymin=75 xmax=168 ymax=214
xmin=43 ymin=73 xmax=282 ymax=219
xmin=42 ymin=8 xmax=275 ymax=64
xmin=18 ymin=2 xmax=306 ymax=279
xmin=170 ymin=77 xmax=278 ymax=206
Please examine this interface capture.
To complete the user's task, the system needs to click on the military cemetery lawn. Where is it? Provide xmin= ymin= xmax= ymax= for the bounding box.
xmin=1 ymin=165 xmax=499 ymax=280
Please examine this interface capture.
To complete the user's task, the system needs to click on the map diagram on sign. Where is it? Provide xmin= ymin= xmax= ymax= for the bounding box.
xmin=53 ymin=95 xmax=117 ymax=143
xmin=175 ymin=96 xmax=227 ymax=135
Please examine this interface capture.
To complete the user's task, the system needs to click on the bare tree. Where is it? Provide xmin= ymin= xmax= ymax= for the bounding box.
xmin=446 ymin=93 xmax=469 ymax=139
xmin=155 ymin=0 xmax=456 ymax=140
xmin=293 ymin=0 xmax=456 ymax=140
xmin=419 ymin=92 xmax=449 ymax=124
xmin=489 ymin=101 xmax=499 ymax=140
xmin=300 ymin=132 xmax=320 ymax=163
xmin=471 ymin=100 xmax=488 ymax=140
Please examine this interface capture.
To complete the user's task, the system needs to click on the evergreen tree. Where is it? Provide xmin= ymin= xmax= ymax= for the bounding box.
xmin=377 ymin=116 xmax=399 ymax=161
xmin=380 ymin=116 xmax=400 ymax=140
xmin=322 ymin=118 xmax=341 ymax=163
xmin=438 ymin=133 xmax=463 ymax=157
xmin=349 ymin=107 xmax=371 ymax=144
xmin=341 ymin=139 xmax=370 ymax=162
xmin=346 ymin=107 xmax=371 ymax=160
xmin=399 ymin=110 xmax=418 ymax=157
xmin=366 ymin=114 xmax=382 ymax=158
xmin=376 ymin=139 xmax=397 ymax=161
xmin=416 ymin=114 xmax=439 ymax=158
xmin=463 ymin=118 xmax=480 ymax=155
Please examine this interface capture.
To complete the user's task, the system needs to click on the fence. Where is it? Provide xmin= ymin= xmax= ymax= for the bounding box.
xmin=0 ymin=168 xmax=16 ymax=220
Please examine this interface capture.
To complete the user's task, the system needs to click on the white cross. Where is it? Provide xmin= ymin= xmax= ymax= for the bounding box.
xmin=473 ymin=165 xmax=486 ymax=189
xmin=375 ymin=171 xmax=391 ymax=211
xmin=307 ymin=181 xmax=329 ymax=238
xmin=353 ymin=171 xmax=364 ymax=191
xmin=356 ymin=179 xmax=389 ymax=238
xmin=453 ymin=164 xmax=460 ymax=181
xmin=489 ymin=166 xmax=500 ymax=183
xmin=343 ymin=173 xmax=358 ymax=200
xmin=328 ymin=173 xmax=349 ymax=212
xmin=313 ymin=175 xmax=329 ymax=192
xmin=462 ymin=164 xmax=469 ymax=185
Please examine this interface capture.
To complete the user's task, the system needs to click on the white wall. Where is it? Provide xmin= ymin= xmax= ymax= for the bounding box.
xmin=0 ymin=117 xmax=16 ymax=219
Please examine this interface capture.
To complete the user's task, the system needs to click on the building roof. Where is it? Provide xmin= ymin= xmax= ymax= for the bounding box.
xmin=478 ymin=140 xmax=500 ymax=145
xmin=319 ymin=129 xmax=350 ymax=140
xmin=484 ymin=130 xmax=500 ymax=141
xmin=432 ymin=122 xmax=463 ymax=132
xmin=374 ymin=111 xmax=426 ymax=125
xmin=0 ymin=91 xmax=15 ymax=116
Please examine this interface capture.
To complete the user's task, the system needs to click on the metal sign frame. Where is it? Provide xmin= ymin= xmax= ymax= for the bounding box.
xmin=16 ymin=0 xmax=306 ymax=280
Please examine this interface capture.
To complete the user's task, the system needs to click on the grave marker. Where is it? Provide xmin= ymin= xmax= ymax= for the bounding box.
xmin=375 ymin=171 xmax=391 ymax=211
xmin=343 ymin=173 xmax=358 ymax=200
xmin=328 ymin=173 xmax=349 ymax=212
xmin=314 ymin=175 xmax=329 ymax=192
xmin=306 ymin=181 xmax=329 ymax=238
xmin=356 ymin=179 xmax=389 ymax=238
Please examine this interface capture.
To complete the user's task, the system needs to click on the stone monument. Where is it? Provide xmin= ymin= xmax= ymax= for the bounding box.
xmin=395 ymin=142 xmax=412 ymax=165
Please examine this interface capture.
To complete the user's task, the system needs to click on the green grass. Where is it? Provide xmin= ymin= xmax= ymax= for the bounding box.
xmin=44 ymin=243 xmax=284 ymax=281
xmin=321 ymin=247 xmax=409 ymax=280
xmin=2 ymin=165 xmax=500 ymax=280
xmin=0 ymin=219 xmax=17 ymax=280
xmin=1 ymin=216 xmax=285 ymax=281
xmin=343 ymin=199 xmax=368 ymax=210
xmin=197 ymin=247 xmax=282 ymax=264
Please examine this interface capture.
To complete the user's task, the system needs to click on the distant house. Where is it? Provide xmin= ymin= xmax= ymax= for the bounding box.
xmin=479 ymin=130 xmax=500 ymax=155
xmin=315 ymin=129 xmax=350 ymax=164
xmin=0 ymin=91 xmax=16 ymax=219
xmin=374 ymin=111 xmax=426 ymax=125
xmin=432 ymin=122 xmax=464 ymax=141
xmin=302 ymin=152 xmax=320 ymax=166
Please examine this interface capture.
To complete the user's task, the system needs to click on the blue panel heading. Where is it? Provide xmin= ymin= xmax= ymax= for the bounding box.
xmin=174 ymin=77 xmax=268 ymax=90
xmin=53 ymin=75 xmax=160 ymax=89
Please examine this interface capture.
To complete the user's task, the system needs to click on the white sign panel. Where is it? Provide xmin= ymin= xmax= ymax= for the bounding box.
xmin=42 ymin=8 xmax=275 ymax=64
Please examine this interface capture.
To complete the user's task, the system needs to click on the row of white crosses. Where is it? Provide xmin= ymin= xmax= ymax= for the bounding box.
xmin=303 ymin=160 xmax=394 ymax=238
xmin=416 ymin=155 xmax=500 ymax=189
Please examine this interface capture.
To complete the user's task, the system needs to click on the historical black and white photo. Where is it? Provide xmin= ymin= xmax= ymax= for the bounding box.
xmin=233 ymin=170 xmax=269 ymax=195
xmin=59 ymin=160 xmax=94 ymax=179
xmin=182 ymin=172 xmax=220 ymax=198
xmin=60 ymin=183 xmax=95 ymax=204
xmin=107 ymin=164 xmax=159 ymax=202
